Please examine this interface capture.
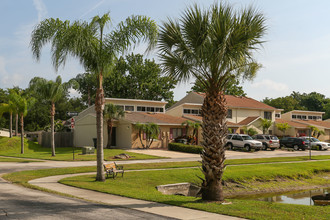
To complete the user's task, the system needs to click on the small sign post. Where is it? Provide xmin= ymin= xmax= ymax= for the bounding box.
xmin=70 ymin=118 xmax=75 ymax=129
xmin=66 ymin=112 xmax=78 ymax=117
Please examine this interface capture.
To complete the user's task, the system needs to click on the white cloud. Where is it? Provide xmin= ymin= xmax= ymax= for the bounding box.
xmin=68 ymin=88 xmax=81 ymax=98
xmin=250 ymin=79 xmax=289 ymax=93
xmin=33 ymin=0 xmax=48 ymax=22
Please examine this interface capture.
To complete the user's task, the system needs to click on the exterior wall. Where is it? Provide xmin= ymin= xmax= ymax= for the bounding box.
xmin=282 ymin=111 xmax=324 ymax=121
xmin=74 ymin=114 xmax=107 ymax=148
xmin=116 ymin=122 xmax=132 ymax=149
xmin=236 ymin=109 xmax=262 ymax=123
xmin=166 ymin=105 xmax=184 ymax=117
xmin=274 ymin=125 xmax=297 ymax=137
xmin=0 ymin=129 xmax=10 ymax=137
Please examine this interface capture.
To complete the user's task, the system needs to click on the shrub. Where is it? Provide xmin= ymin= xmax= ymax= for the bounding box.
xmin=168 ymin=142 xmax=203 ymax=154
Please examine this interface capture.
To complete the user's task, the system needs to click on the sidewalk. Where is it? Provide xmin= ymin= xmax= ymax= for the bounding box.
xmin=29 ymin=173 xmax=244 ymax=220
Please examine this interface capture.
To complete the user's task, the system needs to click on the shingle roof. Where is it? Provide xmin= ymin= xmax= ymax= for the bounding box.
xmin=293 ymin=120 xmax=330 ymax=129
xmin=124 ymin=112 xmax=188 ymax=125
xmin=237 ymin=116 xmax=260 ymax=126
xmin=275 ymin=119 xmax=309 ymax=128
xmin=195 ymin=92 xmax=276 ymax=110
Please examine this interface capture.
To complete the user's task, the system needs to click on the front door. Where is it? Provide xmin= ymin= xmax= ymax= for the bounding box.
xmin=111 ymin=127 xmax=116 ymax=147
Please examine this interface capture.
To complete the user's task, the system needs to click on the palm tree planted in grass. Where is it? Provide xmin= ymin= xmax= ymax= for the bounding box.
xmin=134 ymin=122 xmax=160 ymax=149
xmin=104 ymin=104 xmax=125 ymax=149
xmin=31 ymin=13 xmax=158 ymax=181
xmin=0 ymin=90 xmax=20 ymax=138
xmin=260 ymin=118 xmax=272 ymax=134
xmin=158 ymin=3 xmax=266 ymax=201
xmin=29 ymin=76 xmax=75 ymax=157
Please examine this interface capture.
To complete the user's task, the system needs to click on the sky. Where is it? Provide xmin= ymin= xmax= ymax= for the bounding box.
xmin=0 ymin=0 xmax=330 ymax=102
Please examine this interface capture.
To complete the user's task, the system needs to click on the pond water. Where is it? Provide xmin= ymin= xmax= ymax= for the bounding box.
xmin=240 ymin=188 xmax=329 ymax=206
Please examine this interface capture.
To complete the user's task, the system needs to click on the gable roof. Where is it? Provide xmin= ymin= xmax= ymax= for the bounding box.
xmin=292 ymin=120 xmax=330 ymax=129
xmin=275 ymin=119 xmax=309 ymax=129
xmin=124 ymin=112 xmax=188 ymax=125
xmin=167 ymin=92 xmax=277 ymax=111
xmin=237 ymin=116 xmax=261 ymax=126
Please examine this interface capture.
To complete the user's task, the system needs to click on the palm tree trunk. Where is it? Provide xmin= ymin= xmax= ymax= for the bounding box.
xmin=50 ymin=103 xmax=56 ymax=157
xmin=200 ymin=91 xmax=227 ymax=201
xmin=15 ymin=114 xmax=18 ymax=136
xmin=20 ymin=114 xmax=24 ymax=154
xmin=106 ymin=120 xmax=112 ymax=149
xmin=95 ymin=86 xmax=105 ymax=181
xmin=9 ymin=112 xmax=12 ymax=138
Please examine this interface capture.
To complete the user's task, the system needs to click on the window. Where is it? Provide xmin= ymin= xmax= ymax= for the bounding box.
xmin=156 ymin=107 xmax=164 ymax=112
xmin=116 ymin=105 xmax=124 ymax=111
xmin=317 ymin=116 xmax=322 ymax=120
xmin=297 ymin=115 xmax=302 ymax=119
xmin=227 ymin=109 xmax=232 ymax=119
xmin=292 ymin=115 xmax=297 ymax=119
xmin=125 ymin=105 xmax=134 ymax=111
xmin=264 ymin=111 xmax=272 ymax=120
xmin=308 ymin=116 xmax=313 ymax=120
xmin=275 ymin=113 xmax=281 ymax=118
xmin=312 ymin=116 xmax=317 ymax=120
xmin=137 ymin=106 xmax=163 ymax=113
xmin=137 ymin=106 xmax=145 ymax=112
xmin=183 ymin=108 xmax=201 ymax=115
xmin=302 ymin=115 xmax=306 ymax=120
xmin=172 ymin=128 xmax=183 ymax=139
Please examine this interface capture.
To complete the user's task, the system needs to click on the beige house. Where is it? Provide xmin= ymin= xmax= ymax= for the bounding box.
xmin=73 ymin=98 xmax=188 ymax=148
xmin=275 ymin=110 xmax=330 ymax=141
xmin=166 ymin=92 xmax=281 ymax=135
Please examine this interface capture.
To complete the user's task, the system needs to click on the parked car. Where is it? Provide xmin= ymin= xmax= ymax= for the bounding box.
xmin=279 ymin=137 xmax=308 ymax=151
xmin=300 ymin=137 xmax=330 ymax=151
xmin=252 ymin=134 xmax=280 ymax=151
xmin=226 ymin=134 xmax=263 ymax=151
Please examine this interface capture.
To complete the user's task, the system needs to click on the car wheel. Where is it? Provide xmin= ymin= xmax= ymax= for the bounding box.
xmin=262 ymin=144 xmax=268 ymax=151
xmin=245 ymin=145 xmax=251 ymax=152
xmin=293 ymin=145 xmax=299 ymax=151
xmin=271 ymin=148 xmax=276 ymax=151
xmin=317 ymin=145 xmax=322 ymax=151
xmin=227 ymin=143 xmax=233 ymax=150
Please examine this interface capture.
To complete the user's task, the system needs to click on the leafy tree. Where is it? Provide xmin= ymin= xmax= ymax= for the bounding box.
xmin=74 ymin=73 xmax=97 ymax=106
xmin=134 ymin=122 xmax=160 ymax=149
xmin=242 ymin=126 xmax=258 ymax=136
xmin=323 ymin=102 xmax=330 ymax=120
xmin=191 ymin=76 xmax=246 ymax=96
xmin=29 ymin=76 xmax=72 ymax=157
xmin=31 ymin=13 xmax=158 ymax=181
xmin=104 ymin=104 xmax=125 ymax=149
xmin=275 ymin=123 xmax=291 ymax=136
xmin=0 ymin=90 xmax=19 ymax=138
xmin=260 ymin=118 xmax=272 ymax=134
xmin=263 ymin=96 xmax=302 ymax=113
xmin=300 ymin=92 xmax=326 ymax=112
xmin=104 ymin=54 xmax=176 ymax=102
xmin=158 ymin=3 xmax=266 ymax=201
xmin=181 ymin=120 xmax=201 ymax=144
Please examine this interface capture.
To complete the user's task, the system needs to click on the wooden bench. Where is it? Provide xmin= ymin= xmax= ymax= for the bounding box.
xmin=103 ymin=162 xmax=124 ymax=179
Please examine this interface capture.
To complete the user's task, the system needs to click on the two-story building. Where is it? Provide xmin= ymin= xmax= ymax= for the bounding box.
xmin=275 ymin=110 xmax=330 ymax=141
xmin=73 ymin=98 xmax=189 ymax=149
xmin=166 ymin=92 xmax=281 ymax=135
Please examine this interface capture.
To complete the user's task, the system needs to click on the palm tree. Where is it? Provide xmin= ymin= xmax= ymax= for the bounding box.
xmin=29 ymin=76 xmax=70 ymax=157
xmin=0 ymin=90 xmax=19 ymax=138
xmin=276 ymin=123 xmax=291 ymax=136
xmin=158 ymin=3 xmax=266 ymax=201
xmin=104 ymin=104 xmax=125 ymax=148
xmin=30 ymin=13 xmax=158 ymax=181
xmin=242 ymin=126 xmax=258 ymax=136
xmin=134 ymin=122 xmax=160 ymax=148
xmin=260 ymin=118 xmax=272 ymax=134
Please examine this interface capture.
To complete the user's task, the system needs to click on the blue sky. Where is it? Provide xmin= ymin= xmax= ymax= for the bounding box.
xmin=0 ymin=0 xmax=329 ymax=101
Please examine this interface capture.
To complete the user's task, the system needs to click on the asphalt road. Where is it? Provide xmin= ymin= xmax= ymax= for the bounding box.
xmin=0 ymin=164 xmax=175 ymax=220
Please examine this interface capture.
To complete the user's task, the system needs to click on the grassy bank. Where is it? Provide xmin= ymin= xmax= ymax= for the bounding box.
xmin=0 ymin=136 xmax=163 ymax=161
xmin=0 ymin=156 xmax=43 ymax=163
xmin=3 ymin=161 xmax=330 ymax=220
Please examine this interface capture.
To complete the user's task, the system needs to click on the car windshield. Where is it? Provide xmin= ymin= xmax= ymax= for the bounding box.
xmin=270 ymin=136 xmax=279 ymax=140
xmin=242 ymin=135 xmax=253 ymax=140
xmin=310 ymin=137 xmax=320 ymax=142
xmin=265 ymin=136 xmax=270 ymax=140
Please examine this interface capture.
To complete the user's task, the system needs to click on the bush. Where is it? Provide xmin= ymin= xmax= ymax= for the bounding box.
xmin=168 ymin=142 xmax=203 ymax=154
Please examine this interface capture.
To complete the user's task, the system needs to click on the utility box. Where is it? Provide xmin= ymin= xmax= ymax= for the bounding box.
xmin=82 ymin=146 xmax=95 ymax=154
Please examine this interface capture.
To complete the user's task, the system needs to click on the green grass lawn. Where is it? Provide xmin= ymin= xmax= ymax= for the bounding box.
xmin=3 ymin=161 xmax=330 ymax=220
xmin=0 ymin=136 xmax=164 ymax=161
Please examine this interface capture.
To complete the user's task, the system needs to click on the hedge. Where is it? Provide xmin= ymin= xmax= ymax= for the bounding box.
xmin=168 ymin=143 xmax=203 ymax=154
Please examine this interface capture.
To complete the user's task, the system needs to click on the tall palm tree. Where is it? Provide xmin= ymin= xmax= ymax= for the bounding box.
xmin=260 ymin=118 xmax=272 ymax=134
xmin=29 ymin=76 xmax=69 ymax=157
xmin=158 ymin=3 xmax=266 ymax=201
xmin=104 ymin=103 xmax=125 ymax=148
xmin=31 ymin=13 xmax=158 ymax=181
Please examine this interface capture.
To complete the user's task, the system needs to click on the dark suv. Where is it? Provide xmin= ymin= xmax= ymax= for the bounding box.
xmin=279 ymin=137 xmax=308 ymax=151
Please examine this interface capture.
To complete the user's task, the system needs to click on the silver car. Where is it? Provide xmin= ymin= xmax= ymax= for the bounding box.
xmin=252 ymin=134 xmax=280 ymax=151
xmin=301 ymin=137 xmax=330 ymax=151
xmin=226 ymin=134 xmax=263 ymax=151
